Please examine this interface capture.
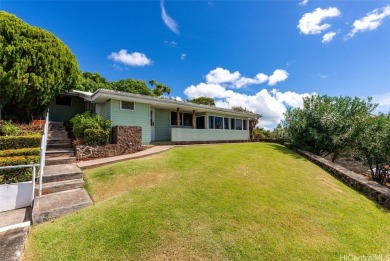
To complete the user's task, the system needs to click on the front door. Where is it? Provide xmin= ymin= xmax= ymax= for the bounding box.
xmin=150 ymin=108 xmax=155 ymax=142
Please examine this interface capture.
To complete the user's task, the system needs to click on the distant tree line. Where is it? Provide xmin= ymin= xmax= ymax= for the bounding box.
xmin=77 ymin=72 xmax=171 ymax=97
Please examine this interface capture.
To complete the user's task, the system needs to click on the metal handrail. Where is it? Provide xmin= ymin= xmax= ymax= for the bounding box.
xmin=38 ymin=110 xmax=49 ymax=197
xmin=0 ymin=164 xmax=39 ymax=207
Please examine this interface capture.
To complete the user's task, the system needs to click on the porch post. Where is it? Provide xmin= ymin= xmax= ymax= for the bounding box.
xmin=176 ymin=108 xmax=180 ymax=128
xmin=192 ymin=110 xmax=196 ymax=129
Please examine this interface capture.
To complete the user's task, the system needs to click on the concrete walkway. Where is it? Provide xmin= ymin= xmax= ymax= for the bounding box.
xmin=0 ymin=207 xmax=31 ymax=261
xmin=77 ymin=145 xmax=175 ymax=169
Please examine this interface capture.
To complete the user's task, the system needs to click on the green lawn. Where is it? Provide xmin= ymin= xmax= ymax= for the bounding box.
xmin=25 ymin=143 xmax=390 ymax=260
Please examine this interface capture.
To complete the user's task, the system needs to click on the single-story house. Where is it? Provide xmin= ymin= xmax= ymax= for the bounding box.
xmin=49 ymin=89 xmax=260 ymax=144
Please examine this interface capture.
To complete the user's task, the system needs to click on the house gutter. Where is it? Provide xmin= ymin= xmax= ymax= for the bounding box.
xmin=90 ymin=89 xmax=261 ymax=118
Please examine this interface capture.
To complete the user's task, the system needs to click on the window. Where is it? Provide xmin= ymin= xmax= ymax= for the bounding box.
xmin=171 ymin=111 xmax=180 ymax=126
xmin=224 ymin=118 xmax=229 ymax=129
xmin=183 ymin=113 xmax=192 ymax=127
xmin=230 ymin=118 xmax=235 ymax=130
xmin=55 ymin=95 xmax=71 ymax=106
xmin=121 ymin=101 xmax=135 ymax=110
xmin=196 ymin=116 xmax=205 ymax=129
xmin=208 ymin=116 xmax=214 ymax=129
xmin=215 ymin=117 xmax=223 ymax=129
xmin=235 ymin=119 xmax=242 ymax=130
xmin=243 ymin=119 xmax=248 ymax=130
xmin=171 ymin=112 xmax=193 ymax=126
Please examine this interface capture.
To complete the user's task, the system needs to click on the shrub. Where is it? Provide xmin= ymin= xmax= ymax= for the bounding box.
xmin=0 ymin=120 xmax=21 ymax=136
xmin=0 ymin=134 xmax=41 ymax=150
xmin=0 ymin=155 xmax=40 ymax=184
xmin=70 ymin=112 xmax=111 ymax=141
xmin=0 ymin=147 xmax=40 ymax=157
xmin=84 ymin=129 xmax=110 ymax=146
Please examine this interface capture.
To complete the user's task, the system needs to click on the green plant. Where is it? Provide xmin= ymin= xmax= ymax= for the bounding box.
xmin=0 ymin=155 xmax=40 ymax=184
xmin=70 ymin=112 xmax=111 ymax=142
xmin=0 ymin=134 xmax=41 ymax=150
xmin=83 ymin=129 xmax=110 ymax=146
xmin=0 ymin=120 xmax=21 ymax=136
xmin=0 ymin=11 xmax=80 ymax=122
xmin=0 ymin=147 xmax=40 ymax=157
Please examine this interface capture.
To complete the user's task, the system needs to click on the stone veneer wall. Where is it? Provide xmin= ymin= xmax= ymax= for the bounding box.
xmin=292 ymin=147 xmax=390 ymax=209
xmin=76 ymin=126 xmax=142 ymax=160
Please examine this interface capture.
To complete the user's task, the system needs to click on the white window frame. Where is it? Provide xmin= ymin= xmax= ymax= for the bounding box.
xmin=120 ymin=101 xmax=135 ymax=111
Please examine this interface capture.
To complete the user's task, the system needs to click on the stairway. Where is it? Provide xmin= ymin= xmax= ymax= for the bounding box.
xmin=46 ymin=122 xmax=76 ymax=165
xmin=32 ymin=122 xmax=93 ymax=224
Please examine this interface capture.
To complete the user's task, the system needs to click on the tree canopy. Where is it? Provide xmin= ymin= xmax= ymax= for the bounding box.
xmin=283 ymin=95 xmax=377 ymax=161
xmin=187 ymin=97 xmax=215 ymax=106
xmin=354 ymin=114 xmax=390 ymax=183
xmin=0 ymin=11 xmax=80 ymax=122
xmin=77 ymin=72 xmax=171 ymax=97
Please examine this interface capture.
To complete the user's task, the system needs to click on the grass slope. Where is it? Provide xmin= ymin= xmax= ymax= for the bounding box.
xmin=25 ymin=143 xmax=390 ymax=260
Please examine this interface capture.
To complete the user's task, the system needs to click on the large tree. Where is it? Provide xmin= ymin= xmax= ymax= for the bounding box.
xmin=0 ymin=11 xmax=80 ymax=122
xmin=78 ymin=72 xmax=111 ymax=92
xmin=283 ymin=95 xmax=377 ymax=161
xmin=187 ymin=97 xmax=215 ymax=106
xmin=354 ymin=114 xmax=390 ymax=184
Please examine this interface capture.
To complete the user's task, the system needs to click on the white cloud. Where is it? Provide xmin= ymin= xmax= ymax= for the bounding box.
xmin=268 ymin=69 xmax=289 ymax=86
xmin=298 ymin=7 xmax=341 ymax=35
xmin=174 ymin=96 xmax=183 ymax=102
xmin=108 ymin=50 xmax=152 ymax=66
xmin=164 ymin=40 xmax=177 ymax=47
xmin=204 ymin=67 xmax=288 ymax=89
xmin=181 ymin=53 xmax=187 ymax=60
xmin=299 ymin=0 xmax=309 ymax=7
xmin=322 ymin=31 xmax=337 ymax=43
xmin=205 ymin=67 xmax=241 ymax=84
xmin=184 ymin=72 xmax=314 ymax=128
xmin=372 ymin=92 xmax=390 ymax=113
xmin=161 ymin=0 xmax=179 ymax=34
xmin=347 ymin=5 xmax=390 ymax=38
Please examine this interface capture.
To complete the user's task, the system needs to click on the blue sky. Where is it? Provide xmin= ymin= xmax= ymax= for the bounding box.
xmin=1 ymin=0 xmax=390 ymax=128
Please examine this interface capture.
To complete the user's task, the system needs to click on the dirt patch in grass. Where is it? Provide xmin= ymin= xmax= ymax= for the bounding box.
xmin=91 ymin=171 xmax=174 ymax=202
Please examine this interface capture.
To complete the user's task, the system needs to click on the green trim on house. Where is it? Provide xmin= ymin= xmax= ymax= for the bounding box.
xmin=49 ymin=96 xmax=85 ymax=122
xmin=109 ymin=99 xmax=150 ymax=144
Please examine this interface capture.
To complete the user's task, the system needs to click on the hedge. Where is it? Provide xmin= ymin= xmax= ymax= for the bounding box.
xmin=0 ymin=147 xmax=40 ymax=157
xmin=0 ymin=134 xmax=41 ymax=150
xmin=84 ymin=129 xmax=110 ymax=146
xmin=0 ymin=155 xmax=40 ymax=184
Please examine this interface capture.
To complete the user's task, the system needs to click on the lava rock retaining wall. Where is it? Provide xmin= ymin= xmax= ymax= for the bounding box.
xmin=76 ymin=126 xmax=142 ymax=160
xmin=292 ymin=147 xmax=390 ymax=209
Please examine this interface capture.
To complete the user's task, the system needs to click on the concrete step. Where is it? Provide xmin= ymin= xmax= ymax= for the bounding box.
xmin=47 ymin=138 xmax=72 ymax=145
xmin=46 ymin=148 xmax=75 ymax=158
xmin=45 ymin=156 xmax=76 ymax=166
xmin=48 ymin=131 xmax=68 ymax=140
xmin=43 ymin=164 xmax=82 ymax=182
xmin=32 ymin=188 xmax=93 ymax=224
xmin=47 ymin=143 xmax=73 ymax=149
xmin=0 ymin=226 xmax=29 ymax=261
xmin=36 ymin=179 xmax=84 ymax=195
xmin=49 ymin=126 xmax=66 ymax=131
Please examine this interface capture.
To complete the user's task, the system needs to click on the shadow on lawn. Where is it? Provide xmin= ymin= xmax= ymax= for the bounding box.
xmin=261 ymin=142 xmax=306 ymax=161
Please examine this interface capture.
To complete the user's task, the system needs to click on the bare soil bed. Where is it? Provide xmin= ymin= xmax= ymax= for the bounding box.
xmin=324 ymin=155 xmax=390 ymax=188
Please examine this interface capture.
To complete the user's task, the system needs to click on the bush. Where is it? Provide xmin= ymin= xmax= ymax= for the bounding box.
xmin=0 ymin=134 xmax=41 ymax=150
xmin=84 ymin=129 xmax=110 ymax=146
xmin=0 ymin=120 xmax=21 ymax=136
xmin=0 ymin=155 xmax=40 ymax=184
xmin=0 ymin=147 xmax=40 ymax=157
xmin=70 ymin=112 xmax=111 ymax=142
